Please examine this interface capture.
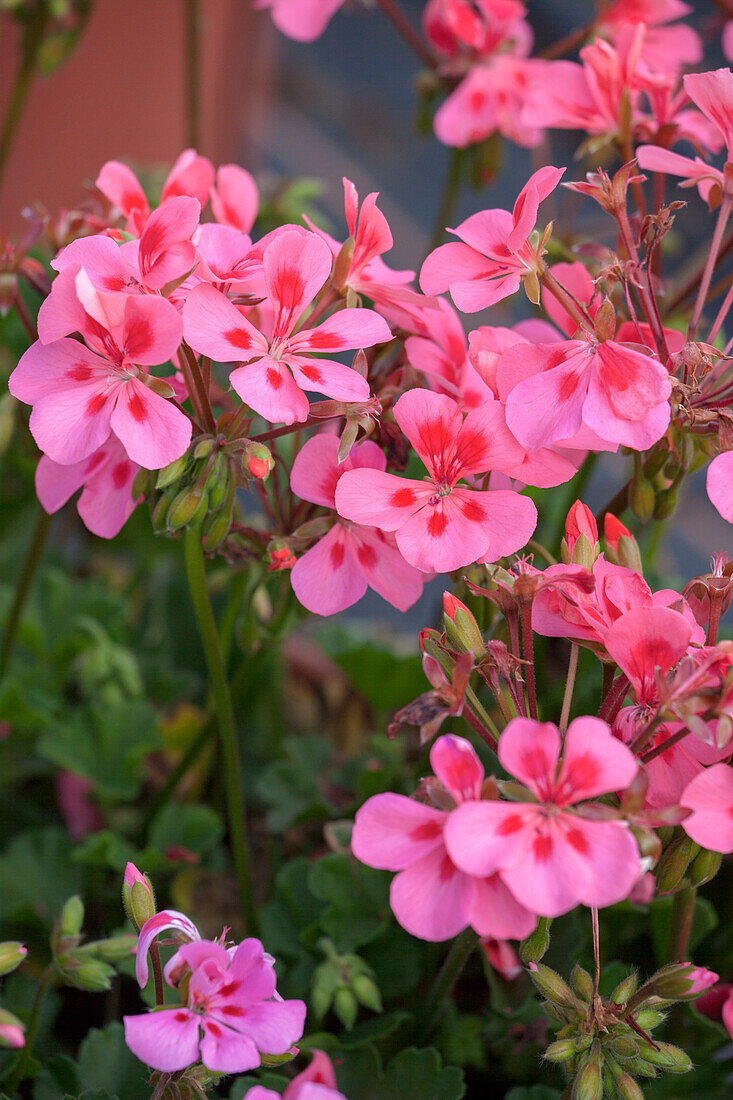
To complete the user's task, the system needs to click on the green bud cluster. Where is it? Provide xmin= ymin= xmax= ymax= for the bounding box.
xmin=51 ymin=895 xmax=136 ymax=993
xmin=534 ymin=962 xmax=695 ymax=1099
xmin=311 ymin=937 xmax=383 ymax=1030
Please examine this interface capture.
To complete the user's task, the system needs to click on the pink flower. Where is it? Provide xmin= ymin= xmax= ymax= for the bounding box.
xmin=680 ymin=763 xmax=733 ymax=853
xmin=598 ymin=1 xmax=702 ymax=73
xmin=444 ymin=717 xmax=641 ymax=916
xmin=35 ymin=436 xmax=141 ymax=539
xmin=9 ymin=270 xmax=191 ymax=469
xmin=0 ymin=1019 xmax=24 ymax=1049
xmin=420 ymin=166 xmax=564 ymax=311
xmin=434 ymin=56 xmax=542 ymax=150
xmin=127 ymin=196 xmax=201 ymax=291
xmin=96 ymin=151 xmax=213 ymax=235
xmin=134 ymin=909 xmax=202 ymax=988
xmin=404 ymin=299 xmax=493 ymax=412
xmin=604 ymin=606 xmax=694 ymax=707
xmin=250 ymin=1048 xmax=347 ymax=1099
xmin=707 ymin=452 xmax=733 ymax=523
xmin=423 ymin=0 xmax=531 ymax=59
xmin=210 ymin=163 xmax=259 ymax=233
xmin=334 ymin=389 xmax=537 ymax=573
xmin=289 ymin=434 xmax=426 ymax=615
xmin=124 ymin=938 xmax=306 ymax=1074
xmin=255 ymin=0 xmax=344 ymax=42
xmin=352 ymin=734 xmax=537 ymax=942
xmin=54 ymin=772 xmax=103 ymax=840
xmin=183 ymin=229 xmax=390 ymax=424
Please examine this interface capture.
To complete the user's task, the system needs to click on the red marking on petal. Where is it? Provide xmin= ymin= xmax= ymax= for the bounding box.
xmin=357 ymin=543 xmax=377 ymax=568
xmin=330 ymin=541 xmax=345 ymax=567
xmin=219 ymin=1004 xmax=245 ymax=1017
xmin=272 ymin=267 xmax=305 ymax=307
xmin=409 ymin=821 xmax=443 ymax=842
xmin=217 ymin=981 xmax=240 ymax=998
xmin=567 ymin=753 xmax=600 ymax=793
xmin=470 ymin=90 xmax=485 ymax=112
xmin=124 ymin=317 xmax=152 ymax=357
xmin=85 ymin=393 xmax=107 ymax=417
xmin=391 ymin=486 xmax=417 ymax=507
xmin=224 ymin=327 xmax=254 ymax=350
xmin=206 ymin=1021 xmax=223 ymax=1038
xmin=460 ymin=498 xmax=485 ymax=522
xmin=67 ymin=364 xmax=93 ymax=381
xmin=299 ymin=363 xmax=323 ymax=383
xmin=427 ymin=510 xmax=448 ymax=537
xmin=533 ymin=834 xmax=553 ymax=861
xmin=497 ymin=813 xmax=523 ymax=836
xmin=85 ymin=451 xmax=106 ymax=473
xmin=566 ymin=828 xmax=588 ymax=854
xmin=112 ymin=461 xmax=130 ymax=488
xmin=558 ymin=369 xmax=582 ymax=402
xmin=174 ymin=1011 xmax=190 ymax=1023
xmin=128 ymin=392 xmax=148 ymax=422
xmin=306 ymin=329 xmax=339 ymax=350
xmin=266 ymin=367 xmax=283 ymax=390
xmin=438 ymin=852 xmax=456 ymax=882
xmin=103 ymin=275 xmax=128 ymax=291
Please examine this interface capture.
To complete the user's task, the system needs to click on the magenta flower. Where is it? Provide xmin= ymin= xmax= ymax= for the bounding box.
xmin=351 ymin=735 xmax=537 ymax=942
xmin=134 ymin=909 xmax=202 ymax=988
xmin=680 ymin=764 xmax=733 ymax=853
xmin=334 ymin=389 xmax=537 ymax=573
xmin=10 ymin=273 xmax=190 ymax=469
xmin=183 ymin=229 xmax=390 ymax=424
xmin=255 ymin=0 xmax=345 ymax=42
xmin=124 ymin=938 xmax=306 ymax=1074
xmin=404 ymin=299 xmax=494 ymax=413
xmin=420 ymin=166 xmax=564 ymax=311
xmin=444 ymin=717 xmax=641 ymax=917
xmin=707 ymin=452 xmax=733 ymax=523
xmin=434 ymin=56 xmax=542 ymax=150
xmin=249 ymin=1049 xmax=346 ymax=1100
xmin=35 ymin=437 xmax=141 ymax=539
xmin=96 ymin=150 xmax=213 ymax=235
xmin=289 ymin=434 xmax=426 ymax=616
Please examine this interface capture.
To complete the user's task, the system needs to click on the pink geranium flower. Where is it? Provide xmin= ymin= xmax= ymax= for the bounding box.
xmin=420 ymin=166 xmax=564 ymax=311
xmin=210 ymin=163 xmax=259 ymax=233
xmin=250 ymin=1049 xmax=346 ymax=1100
xmin=334 ymin=389 xmax=537 ymax=573
xmin=444 ymin=717 xmax=641 ymax=917
xmin=96 ymin=150 xmax=213 ymax=235
xmin=423 ymin=0 xmax=531 ymax=59
xmin=289 ymin=434 xmax=426 ymax=615
xmin=35 ymin=437 xmax=141 ymax=539
xmin=352 ymin=734 xmax=537 ymax=942
xmin=598 ymin=0 xmax=702 ymax=73
xmin=405 ymin=298 xmax=493 ymax=412
xmin=255 ymin=0 xmax=344 ymax=42
xmin=124 ymin=938 xmax=306 ymax=1074
xmin=434 ymin=56 xmax=542 ymax=149
xmin=680 ymin=763 xmax=733 ymax=853
xmin=183 ymin=229 xmax=390 ymax=424
xmin=9 ymin=270 xmax=191 ymax=469
xmin=707 ymin=452 xmax=733 ymax=523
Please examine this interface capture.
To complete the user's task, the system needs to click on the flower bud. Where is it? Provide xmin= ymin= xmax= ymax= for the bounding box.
xmin=649 ymin=962 xmax=716 ymax=1000
xmin=167 ymin=485 xmax=208 ymax=532
xmin=653 ymin=486 xmax=678 ymax=521
xmin=156 ymin=454 xmax=191 ymax=490
xmin=242 ymin=441 xmax=274 ymax=481
xmin=122 ymin=863 xmax=156 ymax=931
xmin=609 ymin=1034 xmax=639 ymax=1060
xmin=60 ymin=895 xmax=84 ymax=938
xmin=351 ymin=972 xmax=382 ymax=1012
xmin=611 ymin=1069 xmax=645 ymax=1099
xmin=570 ymin=963 xmax=593 ymax=1002
xmin=131 ymin=468 xmax=153 ymax=499
xmin=443 ymin=593 xmax=486 ymax=660
xmin=544 ymin=1039 xmax=576 ymax=1063
xmin=573 ymin=1041 xmax=602 ymax=1100
xmin=267 ymin=543 xmax=297 ymax=571
xmin=333 ymin=986 xmax=358 ymax=1029
xmin=628 ymin=477 xmax=655 ymax=523
xmin=638 ymin=1040 xmax=692 ymax=1073
xmin=332 ymin=236 xmax=355 ymax=291
xmin=0 ymin=941 xmax=27 ymax=976
xmin=593 ymin=298 xmax=615 ymax=343
xmin=94 ymin=933 xmax=137 ymax=962
xmin=0 ymin=393 xmax=15 ymax=457
xmin=688 ymin=847 xmax=722 ymax=887
xmin=604 ymin=514 xmax=642 ymax=573
xmin=260 ymin=1046 xmax=299 ymax=1067
xmin=0 ymin=1007 xmax=25 ymax=1049
xmin=655 ymin=835 xmax=694 ymax=894
xmin=528 ymin=963 xmax=578 ymax=1010
xmin=63 ymin=958 xmax=116 ymax=992
xmin=519 ymin=916 xmax=552 ymax=964
xmin=611 ymin=972 xmax=638 ymax=1006
xmin=633 ymin=1008 xmax=665 ymax=1030
xmin=563 ymin=501 xmax=600 ymax=568
xmin=206 ymin=453 xmax=230 ymax=511
xmin=202 ymin=505 xmax=233 ymax=552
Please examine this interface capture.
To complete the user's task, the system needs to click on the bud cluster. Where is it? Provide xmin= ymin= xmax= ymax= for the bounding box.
xmin=311 ymin=937 xmax=382 ymax=1030
xmin=51 ymin=895 xmax=136 ymax=993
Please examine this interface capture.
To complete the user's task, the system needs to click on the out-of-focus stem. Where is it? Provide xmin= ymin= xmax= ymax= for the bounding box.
xmin=374 ymin=0 xmax=437 ymax=69
xmin=668 ymin=886 xmax=696 ymax=963
xmin=0 ymin=508 xmax=52 ymax=680
xmin=6 ymin=965 xmax=55 ymax=1096
xmin=0 ymin=8 xmax=50 ymax=190
xmin=420 ymin=928 xmax=478 ymax=1038
xmin=688 ymin=194 xmax=732 ymax=340
xmin=520 ymin=602 xmax=538 ymax=720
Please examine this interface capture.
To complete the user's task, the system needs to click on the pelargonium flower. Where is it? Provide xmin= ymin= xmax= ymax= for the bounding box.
xmin=35 ymin=437 xmax=141 ymax=539
xmin=707 ymin=452 xmax=733 ymax=523
xmin=680 ymin=764 xmax=733 ymax=853
xmin=352 ymin=734 xmax=537 ymax=942
xmin=183 ymin=228 xmax=390 ymax=424
xmin=420 ymin=166 xmax=564 ymax=311
xmin=444 ymin=717 xmax=641 ymax=916
xmin=289 ymin=434 xmax=426 ymax=615
xmin=124 ymin=938 xmax=306 ymax=1074
xmin=210 ymin=163 xmax=259 ymax=233
xmin=434 ymin=55 xmax=542 ymax=150
xmin=255 ymin=0 xmax=344 ymax=42
xmin=250 ymin=1049 xmax=346 ymax=1100
xmin=334 ymin=389 xmax=537 ymax=573
xmin=96 ymin=150 xmax=213 ymax=235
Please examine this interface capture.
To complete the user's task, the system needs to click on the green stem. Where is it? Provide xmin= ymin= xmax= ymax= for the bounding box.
xmin=6 ymin=965 xmax=55 ymax=1096
xmin=668 ymin=885 xmax=697 ymax=963
xmin=559 ymin=644 xmax=579 ymax=734
xmin=0 ymin=508 xmax=51 ymax=680
xmin=149 ymin=941 xmax=165 ymax=1006
xmin=420 ymin=929 xmax=478 ymax=1038
xmin=0 ymin=8 xmax=50 ymax=190
xmin=183 ymin=526 xmax=257 ymax=933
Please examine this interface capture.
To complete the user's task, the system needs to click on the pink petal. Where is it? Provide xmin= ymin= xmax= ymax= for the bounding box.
xmin=288 ymin=307 xmax=391 ymax=354
xmin=683 ymin=69 xmax=733 ymax=155
xmin=392 ymin=389 xmax=464 ymax=478
xmin=96 ymin=160 xmax=149 ymax=230
xmin=291 ymin=526 xmax=367 ymax=615
xmin=51 ymin=235 xmax=134 ymax=293
xmin=35 ymin=454 xmax=89 ymax=514
xmin=10 ymin=339 xmax=107 ymax=404
xmin=540 ymin=261 xmax=597 ymax=337
xmin=390 ymin=846 xmax=475 ymax=941
xmin=76 ymin=439 xmax=141 ymax=539
xmin=457 ymin=402 xmax=526 ymax=476
xmin=335 ymin=469 xmax=433 ymax=531
xmin=472 ymin=488 xmax=537 ymax=561
xmin=286 ymin=354 xmax=371 ymax=403
xmin=290 ymin=433 xmax=385 ymax=508
xmin=231 ymin=998 xmax=306 ymax=1054
xmin=183 ymin=283 xmax=268 ymax=361
xmin=707 ymin=452 xmax=733 ymax=523
xmin=504 ymin=348 xmax=591 ymax=450
xmin=124 ymin=1009 xmax=200 ymax=1073
xmin=351 ymin=793 xmax=447 ymax=871
xmin=451 ymin=208 xmax=515 ymax=255
xmin=470 ymin=874 xmax=538 ymax=941
xmin=554 ymin=716 xmax=638 ymax=805
xmin=430 ymin=734 xmax=484 ymax=804
xmin=264 ymin=229 xmax=333 ymax=343
xmin=110 ymin=377 xmax=191 ymax=470
xmin=283 ymin=1050 xmax=338 ymax=1096
xmin=222 ymin=939 xmax=278 ymax=1003
xmin=135 ymin=909 xmax=200 ymax=987
xmin=211 ymin=164 xmax=260 ymax=233
xmin=162 ymin=149 xmax=215 ymax=205
xmin=138 ymin=196 xmax=201 ymax=289
xmin=262 ymin=0 xmax=344 ymax=42
xmin=680 ymin=763 xmax=733 ymax=853
xmin=395 ymin=492 xmax=492 ymax=573
xmin=352 ymin=189 xmax=393 ymax=272
xmin=508 ymin=166 xmax=564 ymax=252
xmin=603 ymin=606 xmax=693 ymax=702
xmin=29 ymin=380 xmax=117 ymax=465
xmin=444 ymin=801 xmax=531 ymax=878
xmin=349 ymin=527 xmax=425 ymax=612
xmin=419 ymin=241 xmax=495 ymax=297
xmin=122 ymin=295 xmax=184 ymax=366
xmin=37 ymin=265 xmax=89 ymax=344
xmin=498 ymin=718 xmax=561 ymax=798
xmin=229 ymin=356 xmax=310 ymax=424
xmin=198 ymin=1019 xmax=259 ymax=1074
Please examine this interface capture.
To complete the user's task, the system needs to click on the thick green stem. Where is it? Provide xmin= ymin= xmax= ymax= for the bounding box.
xmin=6 ymin=965 xmax=55 ymax=1096
xmin=668 ymin=885 xmax=697 ymax=963
xmin=420 ymin=929 xmax=478 ymax=1038
xmin=0 ymin=507 xmax=51 ymax=680
xmin=183 ymin=526 xmax=257 ymax=933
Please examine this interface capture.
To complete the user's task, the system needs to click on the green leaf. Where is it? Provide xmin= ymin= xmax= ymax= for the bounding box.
xmin=148 ymin=803 xmax=224 ymax=857
xmin=307 ymin=854 xmax=391 ymax=952
xmin=37 ymin=700 xmax=161 ymax=801
xmin=504 ymin=1089 xmax=561 ymax=1100
xmin=256 ymin=737 xmax=334 ymax=831
xmin=76 ymin=1023 xmax=149 ymax=1100
xmin=379 ymin=1048 xmax=465 ymax=1100
xmin=0 ymin=827 xmax=84 ymax=924
xmin=316 ymin=627 xmax=425 ymax=714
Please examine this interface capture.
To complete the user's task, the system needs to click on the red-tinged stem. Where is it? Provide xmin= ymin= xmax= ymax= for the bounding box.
xmin=251 ymin=413 xmax=333 ymax=443
xmin=669 ymin=885 xmax=696 ymax=963
xmin=707 ymin=277 xmax=733 ymax=345
xmin=598 ymin=673 xmax=629 ymax=722
xmin=613 ymin=191 xmax=669 ymax=360
xmin=180 ymin=342 xmax=216 ymax=432
xmin=688 ymin=194 xmax=732 ymax=340
xmin=666 ymin=225 xmax=733 ymax=313
xmin=707 ymin=592 xmax=723 ymax=646
xmin=640 ymin=726 xmax=690 ymax=764
xmin=12 ymin=290 xmax=36 ymax=342
xmin=538 ymin=19 xmax=595 ymax=60
xmin=520 ymin=602 xmax=538 ymax=720
xmin=374 ymin=0 xmax=438 ymax=70
xmin=559 ymin=644 xmax=579 ymax=735
xmin=461 ymin=703 xmax=499 ymax=750
xmin=645 ymin=250 xmax=670 ymax=364
xmin=149 ymin=941 xmax=165 ymax=1005
xmin=539 ymin=267 xmax=592 ymax=331
xmin=591 ymin=907 xmax=601 ymax=1002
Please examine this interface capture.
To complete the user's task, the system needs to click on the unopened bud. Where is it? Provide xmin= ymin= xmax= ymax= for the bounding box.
xmin=167 ymin=485 xmax=208 ymax=531
xmin=611 ymin=972 xmax=639 ymax=1005
xmin=206 ymin=453 xmax=230 ymax=511
xmin=351 ymin=973 xmax=382 ymax=1012
xmin=333 ymin=986 xmax=358 ymax=1029
xmin=574 ymin=1041 xmax=602 ymax=1100
xmin=332 ymin=236 xmax=355 ymax=292
xmin=122 ymin=863 xmax=156 ymax=931
xmin=611 ymin=1069 xmax=645 ymax=1099
xmin=63 ymin=958 xmax=115 ymax=992
xmin=594 ymin=298 xmax=615 ymax=343
xmin=528 ymin=963 xmax=578 ymax=1010
xmin=156 ymin=454 xmax=190 ymax=490
xmin=609 ymin=1034 xmax=639 ymax=1060
xmin=519 ymin=916 xmax=552 ymax=963
xmin=655 ymin=835 xmax=694 ymax=894
xmin=570 ymin=963 xmax=594 ymax=1002
xmin=638 ymin=1040 xmax=691 ymax=1073
xmin=443 ymin=593 xmax=486 ymax=660
xmin=243 ymin=441 xmax=274 ymax=480
xmin=633 ymin=1008 xmax=665 ymax=1030
xmin=604 ymin=514 xmax=642 ymax=573
xmin=0 ymin=393 xmax=15 ymax=457
xmin=653 ymin=486 xmax=678 ymax=521
xmin=688 ymin=847 xmax=722 ymax=887
xmin=94 ymin=934 xmax=137 ymax=962
xmin=0 ymin=941 xmax=26 ymax=976
xmin=628 ymin=477 xmax=655 ymax=523
xmin=544 ymin=1039 xmax=576 ymax=1063
xmin=60 ymin=895 xmax=84 ymax=938
xmin=0 ymin=1007 xmax=25 ymax=1049
xmin=260 ymin=1047 xmax=299 ymax=1067
xmin=132 ymin=468 xmax=153 ymax=498
xmin=268 ymin=543 xmax=297 ymax=571
xmin=202 ymin=505 xmax=234 ymax=552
